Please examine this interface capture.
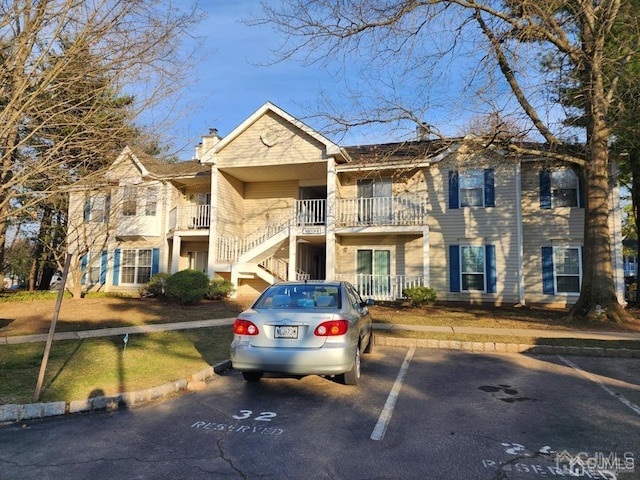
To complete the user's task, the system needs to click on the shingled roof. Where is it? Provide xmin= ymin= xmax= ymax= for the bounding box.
xmin=343 ymin=138 xmax=462 ymax=165
xmin=132 ymin=149 xmax=210 ymax=178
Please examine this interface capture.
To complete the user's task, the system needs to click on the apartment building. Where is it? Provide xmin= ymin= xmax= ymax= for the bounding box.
xmin=67 ymin=102 xmax=626 ymax=306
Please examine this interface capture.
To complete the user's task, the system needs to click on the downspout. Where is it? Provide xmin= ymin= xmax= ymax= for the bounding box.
xmin=516 ymin=160 xmax=525 ymax=306
xmin=208 ymin=164 xmax=218 ymax=280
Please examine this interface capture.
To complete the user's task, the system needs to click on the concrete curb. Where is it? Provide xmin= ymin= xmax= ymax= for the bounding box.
xmin=2 ymin=338 xmax=639 ymax=424
xmin=0 ymin=360 xmax=233 ymax=424
xmin=374 ymin=335 xmax=640 ymax=357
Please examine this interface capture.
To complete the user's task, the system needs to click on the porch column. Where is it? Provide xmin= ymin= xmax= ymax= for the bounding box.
xmin=288 ymin=233 xmax=297 ymax=280
xmin=326 ymin=157 xmax=336 ymax=280
xmin=207 ymin=164 xmax=218 ymax=278
xmin=171 ymin=235 xmax=181 ymax=273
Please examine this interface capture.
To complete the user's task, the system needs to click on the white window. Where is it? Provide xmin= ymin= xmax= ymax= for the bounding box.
xmin=459 ymin=170 xmax=484 ymax=207
xmin=121 ymin=249 xmax=152 ymax=284
xmin=554 ymin=247 xmax=581 ymax=293
xmin=84 ymin=251 xmax=102 ymax=285
xmin=145 ymin=187 xmax=158 ymax=216
xmin=552 ymin=170 xmax=578 ymax=208
xmin=122 ymin=187 xmax=137 ymax=216
xmin=461 ymin=246 xmax=485 ymax=291
xmin=85 ymin=194 xmax=110 ymax=223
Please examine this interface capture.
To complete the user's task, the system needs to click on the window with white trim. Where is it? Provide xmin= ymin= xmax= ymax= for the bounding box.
xmin=122 ymin=187 xmax=137 ymax=216
xmin=551 ymin=170 xmax=578 ymax=207
xmin=120 ymin=249 xmax=152 ymax=284
xmin=554 ymin=247 xmax=581 ymax=293
xmin=459 ymin=170 xmax=485 ymax=207
xmin=461 ymin=246 xmax=485 ymax=291
xmin=84 ymin=194 xmax=111 ymax=223
xmin=145 ymin=187 xmax=158 ymax=216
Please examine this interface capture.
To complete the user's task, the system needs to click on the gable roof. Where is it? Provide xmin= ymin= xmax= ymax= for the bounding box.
xmin=208 ymin=101 xmax=345 ymax=159
xmin=111 ymin=146 xmax=210 ymax=180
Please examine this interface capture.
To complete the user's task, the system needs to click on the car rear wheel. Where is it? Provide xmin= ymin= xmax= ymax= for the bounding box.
xmin=342 ymin=347 xmax=361 ymax=386
xmin=242 ymin=371 xmax=263 ymax=382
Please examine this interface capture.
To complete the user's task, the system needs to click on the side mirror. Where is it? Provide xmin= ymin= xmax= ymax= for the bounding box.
xmin=365 ymin=298 xmax=375 ymax=306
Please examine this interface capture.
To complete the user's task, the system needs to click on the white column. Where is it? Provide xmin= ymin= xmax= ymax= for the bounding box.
xmin=325 ymin=157 xmax=336 ymax=280
xmin=171 ymin=235 xmax=181 ymax=273
xmin=288 ymin=232 xmax=297 ymax=281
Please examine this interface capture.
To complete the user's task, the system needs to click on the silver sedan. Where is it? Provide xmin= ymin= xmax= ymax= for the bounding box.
xmin=230 ymin=281 xmax=374 ymax=385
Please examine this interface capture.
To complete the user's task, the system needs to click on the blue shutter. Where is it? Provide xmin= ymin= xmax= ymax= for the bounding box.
xmin=100 ymin=250 xmax=107 ymax=284
xmin=540 ymin=170 xmax=552 ymax=209
xmin=542 ymin=246 xmax=554 ymax=294
xmin=449 ymin=245 xmax=461 ymax=292
xmin=151 ymin=248 xmax=160 ymax=276
xmin=84 ymin=198 xmax=91 ymax=222
xmin=484 ymin=169 xmax=495 ymax=207
xmin=485 ymin=245 xmax=497 ymax=293
xmin=448 ymin=171 xmax=459 ymax=209
xmin=578 ymin=175 xmax=585 ymax=208
xmin=113 ymin=248 xmax=120 ymax=286
xmin=80 ymin=254 xmax=87 ymax=285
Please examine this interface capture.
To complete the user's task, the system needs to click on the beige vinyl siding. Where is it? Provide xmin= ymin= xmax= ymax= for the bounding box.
xmin=243 ymin=181 xmax=298 ymax=234
xmin=215 ymin=112 xmax=327 ymax=167
xmin=108 ymin=161 xmax=142 ymax=183
xmin=335 ymin=234 xmax=422 ymax=278
xmin=217 ymin=171 xmax=244 ymax=238
xmin=426 ymin=160 xmax=521 ymax=305
xmin=521 ymin=162 xmax=584 ymax=305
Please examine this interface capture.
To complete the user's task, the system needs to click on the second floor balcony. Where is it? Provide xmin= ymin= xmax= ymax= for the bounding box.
xmin=337 ymin=194 xmax=427 ymax=227
xmin=170 ymin=194 xmax=427 ymax=236
xmin=169 ymin=204 xmax=211 ymax=231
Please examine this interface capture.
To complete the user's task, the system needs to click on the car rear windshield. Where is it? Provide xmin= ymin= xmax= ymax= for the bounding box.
xmin=254 ymin=284 xmax=342 ymax=309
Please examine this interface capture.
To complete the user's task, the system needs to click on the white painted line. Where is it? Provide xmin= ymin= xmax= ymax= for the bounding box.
xmin=559 ymin=356 xmax=640 ymax=417
xmin=370 ymin=346 xmax=415 ymax=441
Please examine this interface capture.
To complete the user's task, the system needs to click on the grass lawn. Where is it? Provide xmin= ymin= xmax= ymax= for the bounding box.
xmin=1 ymin=291 xmax=639 ymax=405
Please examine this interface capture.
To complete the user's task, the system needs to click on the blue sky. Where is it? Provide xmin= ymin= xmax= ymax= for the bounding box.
xmin=163 ymin=0 xmax=349 ymax=159
xmin=154 ymin=1 xmax=551 ymax=160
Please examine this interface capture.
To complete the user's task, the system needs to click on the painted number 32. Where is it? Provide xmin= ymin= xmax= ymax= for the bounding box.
xmin=232 ymin=410 xmax=277 ymax=421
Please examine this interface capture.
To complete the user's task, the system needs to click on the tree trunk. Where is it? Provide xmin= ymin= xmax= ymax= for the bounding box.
xmin=567 ymin=133 xmax=628 ymax=324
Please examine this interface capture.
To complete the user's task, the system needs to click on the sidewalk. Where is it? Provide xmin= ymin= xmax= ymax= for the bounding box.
xmin=2 ymin=319 xmax=639 ymax=424
xmin=3 ymin=318 xmax=640 ymax=345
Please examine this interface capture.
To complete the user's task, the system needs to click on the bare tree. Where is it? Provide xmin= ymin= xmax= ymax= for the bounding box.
xmin=0 ymin=0 xmax=203 ymax=288
xmin=257 ymin=0 xmax=637 ymax=324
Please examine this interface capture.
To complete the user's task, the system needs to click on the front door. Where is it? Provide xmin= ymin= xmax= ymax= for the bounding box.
xmin=356 ymin=249 xmax=391 ymax=298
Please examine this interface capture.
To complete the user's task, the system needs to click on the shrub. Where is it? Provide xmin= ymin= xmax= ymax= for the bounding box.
xmin=165 ymin=269 xmax=210 ymax=305
xmin=403 ymin=286 xmax=437 ymax=308
xmin=207 ymin=278 xmax=235 ymax=300
xmin=140 ymin=273 xmax=171 ymax=297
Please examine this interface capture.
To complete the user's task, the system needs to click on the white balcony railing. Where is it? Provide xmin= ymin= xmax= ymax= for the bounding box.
xmin=169 ymin=204 xmax=211 ymax=231
xmin=335 ymin=274 xmax=425 ymax=301
xmin=337 ymin=195 xmax=427 ymax=227
xmin=295 ymin=199 xmax=326 ymax=225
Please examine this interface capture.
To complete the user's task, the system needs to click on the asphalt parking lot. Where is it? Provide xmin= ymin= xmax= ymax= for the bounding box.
xmin=1 ymin=346 xmax=638 ymax=480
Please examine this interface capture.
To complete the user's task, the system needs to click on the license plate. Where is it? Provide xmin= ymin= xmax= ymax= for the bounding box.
xmin=274 ymin=326 xmax=298 ymax=339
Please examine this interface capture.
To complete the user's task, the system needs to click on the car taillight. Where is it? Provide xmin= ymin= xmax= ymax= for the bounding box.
xmin=234 ymin=319 xmax=259 ymax=335
xmin=314 ymin=320 xmax=349 ymax=336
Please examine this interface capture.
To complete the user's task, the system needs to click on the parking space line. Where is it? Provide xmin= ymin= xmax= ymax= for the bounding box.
xmin=370 ymin=347 xmax=416 ymax=441
xmin=559 ymin=356 xmax=640 ymax=417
